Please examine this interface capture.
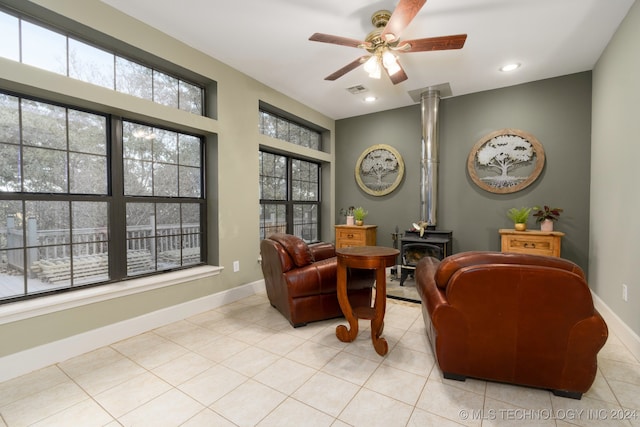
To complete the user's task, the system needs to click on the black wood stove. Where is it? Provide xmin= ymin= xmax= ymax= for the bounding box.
xmin=399 ymin=228 xmax=452 ymax=286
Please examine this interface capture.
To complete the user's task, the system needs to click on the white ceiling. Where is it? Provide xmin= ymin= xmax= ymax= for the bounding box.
xmin=100 ymin=0 xmax=634 ymax=120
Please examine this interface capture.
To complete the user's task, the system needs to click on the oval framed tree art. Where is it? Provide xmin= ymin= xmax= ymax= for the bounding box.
xmin=355 ymin=144 xmax=405 ymax=196
xmin=467 ymin=128 xmax=545 ymax=194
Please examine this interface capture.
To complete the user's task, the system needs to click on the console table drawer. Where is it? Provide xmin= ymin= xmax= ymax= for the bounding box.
xmin=499 ymin=229 xmax=564 ymax=258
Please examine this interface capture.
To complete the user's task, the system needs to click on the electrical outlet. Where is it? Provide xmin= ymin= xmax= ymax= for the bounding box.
xmin=233 ymin=260 xmax=240 ymax=272
xmin=622 ymin=284 xmax=628 ymax=302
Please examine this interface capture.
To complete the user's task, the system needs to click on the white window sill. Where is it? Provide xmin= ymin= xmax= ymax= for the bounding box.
xmin=0 ymin=265 xmax=223 ymax=325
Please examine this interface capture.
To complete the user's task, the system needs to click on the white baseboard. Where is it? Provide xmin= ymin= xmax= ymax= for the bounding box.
xmin=593 ymin=292 xmax=640 ymax=362
xmin=0 ymin=279 xmax=266 ymax=383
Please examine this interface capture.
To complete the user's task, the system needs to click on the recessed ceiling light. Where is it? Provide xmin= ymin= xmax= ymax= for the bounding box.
xmin=364 ymin=96 xmax=377 ymax=103
xmin=500 ymin=63 xmax=521 ymax=72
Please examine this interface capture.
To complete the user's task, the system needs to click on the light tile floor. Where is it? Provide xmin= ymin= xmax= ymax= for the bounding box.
xmin=1 ymin=293 xmax=639 ymax=426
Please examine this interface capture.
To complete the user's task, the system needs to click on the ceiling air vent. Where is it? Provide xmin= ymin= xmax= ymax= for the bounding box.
xmin=346 ymin=85 xmax=368 ymax=95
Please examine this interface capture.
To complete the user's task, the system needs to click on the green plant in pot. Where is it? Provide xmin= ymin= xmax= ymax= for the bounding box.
xmin=353 ymin=206 xmax=368 ymax=226
xmin=533 ymin=205 xmax=563 ymax=232
xmin=507 ymin=207 xmax=531 ymax=231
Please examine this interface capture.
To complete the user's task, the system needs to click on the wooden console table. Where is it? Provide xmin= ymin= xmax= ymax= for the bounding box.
xmin=499 ymin=228 xmax=565 ymax=257
xmin=334 ymin=224 xmax=377 ymax=248
xmin=335 ymin=246 xmax=399 ymax=356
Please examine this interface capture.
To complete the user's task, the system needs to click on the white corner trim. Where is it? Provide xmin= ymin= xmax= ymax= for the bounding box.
xmin=0 ymin=278 xmax=266 ymax=383
xmin=0 ymin=265 xmax=223 ymax=325
xmin=592 ymin=292 xmax=640 ymax=362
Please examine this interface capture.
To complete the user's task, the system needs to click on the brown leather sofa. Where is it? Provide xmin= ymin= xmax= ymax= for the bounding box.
xmin=416 ymin=251 xmax=608 ymax=399
xmin=260 ymin=233 xmax=374 ymax=327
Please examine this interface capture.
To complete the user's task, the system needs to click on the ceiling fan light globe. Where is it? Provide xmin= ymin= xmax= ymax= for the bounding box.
xmin=382 ymin=51 xmax=401 ymax=75
xmin=363 ymin=56 xmax=378 ymax=73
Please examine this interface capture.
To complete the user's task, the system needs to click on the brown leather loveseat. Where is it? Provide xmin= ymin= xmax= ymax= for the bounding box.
xmin=260 ymin=233 xmax=374 ymax=327
xmin=416 ymin=251 xmax=608 ymax=399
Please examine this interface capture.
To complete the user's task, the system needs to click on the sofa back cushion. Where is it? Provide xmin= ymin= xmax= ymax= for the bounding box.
xmin=435 ymin=251 xmax=585 ymax=290
xmin=269 ymin=233 xmax=314 ymax=267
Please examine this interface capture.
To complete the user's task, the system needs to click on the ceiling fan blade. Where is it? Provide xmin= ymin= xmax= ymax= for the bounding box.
xmin=381 ymin=0 xmax=427 ymax=42
xmin=309 ymin=33 xmax=369 ymax=49
xmin=400 ymin=34 xmax=467 ymax=52
xmin=385 ymin=62 xmax=408 ymax=85
xmin=324 ymin=56 xmax=369 ymax=81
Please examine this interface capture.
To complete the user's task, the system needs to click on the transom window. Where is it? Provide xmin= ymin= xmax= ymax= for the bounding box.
xmin=0 ymin=8 xmax=204 ymax=115
xmin=259 ymin=110 xmax=321 ymax=151
xmin=259 ymin=151 xmax=319 ymax=242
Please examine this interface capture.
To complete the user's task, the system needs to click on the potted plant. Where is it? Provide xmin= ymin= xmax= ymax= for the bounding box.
xmin=353 ymin=206 xmax=368 ymax=226
xmin=533 ymin=205 xmax=563 ymax=232
xmin=507 ymin=207 xmax=531 ymax=231
xmin=340 ymin=206 xmax=355 ymax=225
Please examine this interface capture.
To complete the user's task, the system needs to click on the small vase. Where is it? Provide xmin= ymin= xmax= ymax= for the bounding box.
xmin=514 ymin=223 xmax=527 ymax=231
xmin=355 ymin=220 xmax=364 ymax=226
xmin=541 ymin=219 xmax=554 ymax=232
xmin=346 ymin=216 xmax=354 ymax=226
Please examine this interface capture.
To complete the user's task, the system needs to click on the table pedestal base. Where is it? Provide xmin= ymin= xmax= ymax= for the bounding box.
xmin=335 ymin=246 xmax=398 ymax=356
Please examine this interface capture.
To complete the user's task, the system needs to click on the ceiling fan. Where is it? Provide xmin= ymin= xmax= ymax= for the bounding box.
xmin=309 ymin=0 xmax=467 ymax=85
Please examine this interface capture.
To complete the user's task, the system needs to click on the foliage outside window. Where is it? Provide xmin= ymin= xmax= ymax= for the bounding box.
xmin=259 ymin=110 xmax=321 ymax=151
xmin=0 ymin=8 xmax=204 ymax=115
xmin=259 ymin=151 xmax=319 ymax=242
xmin=0 ymin=93 xmax=205 ymax=304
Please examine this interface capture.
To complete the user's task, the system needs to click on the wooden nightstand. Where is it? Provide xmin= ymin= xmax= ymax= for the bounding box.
xmin=334 ymin=225 xmax=377 ymax=248
xmin=499 ymin=229 xmax=565 ymax=257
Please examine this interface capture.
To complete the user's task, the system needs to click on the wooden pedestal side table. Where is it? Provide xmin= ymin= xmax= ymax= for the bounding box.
xmin=335 ymin=246 xmax=399 ymax=356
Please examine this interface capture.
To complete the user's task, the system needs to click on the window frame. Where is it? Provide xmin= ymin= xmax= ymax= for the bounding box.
xmin=0 ymin=91 xmax=207 ymax=305
xmin=259 ymin=149 xmax=321 ymax=242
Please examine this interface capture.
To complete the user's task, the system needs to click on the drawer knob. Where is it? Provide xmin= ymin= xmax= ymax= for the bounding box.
xmin=347 ymin=234 xmax=354 ymax=238
xmin=524 ymin=243 xmax=536 ymax=248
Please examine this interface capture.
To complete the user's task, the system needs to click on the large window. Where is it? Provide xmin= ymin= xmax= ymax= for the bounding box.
xmin=0 ymin=8 xmax=204 ymax=115
xmin=259 ymin=151 xmax=319 ymax=242
xmin=0 ymin=93 xmax=205 ymax=304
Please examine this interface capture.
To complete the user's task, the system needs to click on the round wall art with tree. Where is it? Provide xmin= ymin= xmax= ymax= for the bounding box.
xmin=467 ymin=128 xmax=545 ymax=194
xmin=355 ymin=144 xmax=405 ymax=196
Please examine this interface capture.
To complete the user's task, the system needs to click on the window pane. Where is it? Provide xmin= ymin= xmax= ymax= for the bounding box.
xmin=276 ymin=117 xmax=289 ymax=141
xmin=259 ymin=152 xmax=286 ymax=200
xmin=154 ymin=163 xmax=178 ymax=197
xmin=126 ymin=203 xmax=155 ymax=276
xmin=21 ymin=100 xmax=66 ymax=149
xmin=23 ymin=147 xmax=67 ymax=193
xmin=294 ymin=204 xmax=318 ymax=242
xmin=124 ymin=159 xmax=153 ymax=196
xmin=156 ymin=203 xmax=180 ymax=269
xmin=260 ymin=204 xmax=286 ymax=239
xmin=292 ymin=160 xmax=318 ymax=201
xmin=178 ymin=134 xmax=200 ymax=167
xmin=153 ymin=71 xmax=179 ymax=108
xmin=153 ymin=129 xmax=177 ymax=163
xmin=0 ymin=93 xmax=19 ymax=144
xmin=69 ymin=152 xmax=107 ymax=194
xmin=0 ymin=143 xmax=20 ymax=192
xmin=68 ymin=110 xmax=107 ymax=155
xmin=178 ymin=166 xmax=200 ymax=197
xmin=71 ymin=201 xmax=109 ymax=284
xmin=179 ymin=81 xmax=203 ymax=114
xmin=0 ymin=12 xmax=19 ymax=61
xmin=21 ymin=21 xmax=67 ymax=75
xmin=262 ymin=113 xmax=276 ymax=137
xmin=115 ymin=57 xmax=153 ymax=100
xmin=123 ymin=123 xmax=154 ymax=160
xmin=0 ymin=200 xmax=24 ymax=249
xmin=68 ymin=39 xmax=115 ymax=89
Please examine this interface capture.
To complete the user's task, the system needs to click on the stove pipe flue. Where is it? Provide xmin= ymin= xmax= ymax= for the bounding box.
xmin=420 ymin=90 xmax=440 ymax=228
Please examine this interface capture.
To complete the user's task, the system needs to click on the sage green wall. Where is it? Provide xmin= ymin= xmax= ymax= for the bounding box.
xmin=336 ymin=72 xmax=592 ymax=272
xmin=591 ymin=0 xmax=640 ymax=336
